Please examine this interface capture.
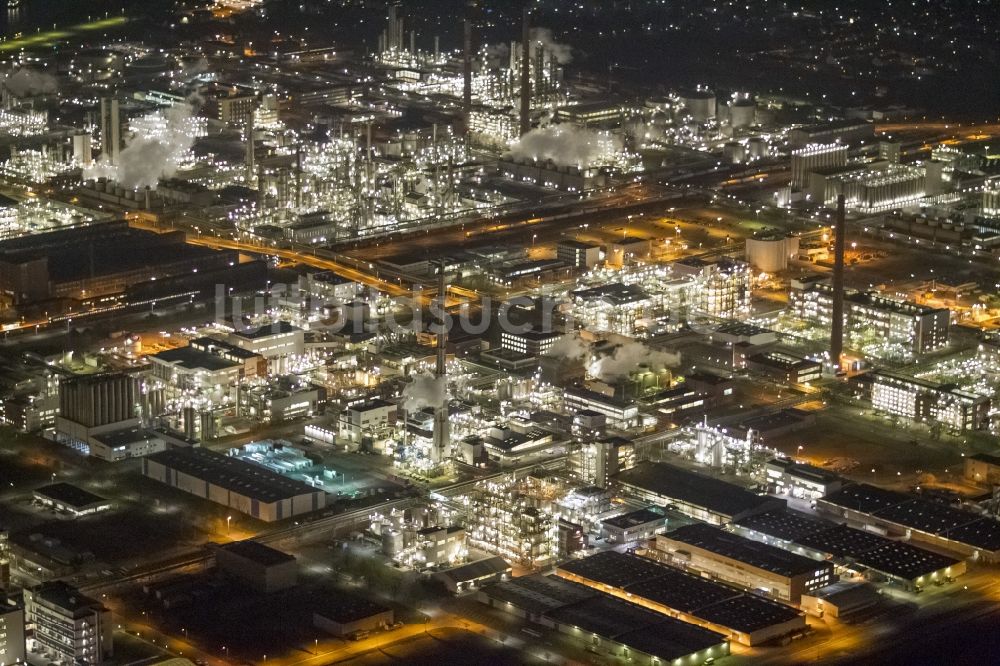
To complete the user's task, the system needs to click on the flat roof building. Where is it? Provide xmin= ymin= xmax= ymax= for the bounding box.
xmin=735 ymin=508 xmax=968 ymax=590
xmin=615 ymin=462 xmax=785 ymax=525
xmin=600 ymin=507 xmax=668 ymax=545
xmin=556 ymin=550 xmax=805 ymax=646
xmin=653 ymin=523 xmax=834 ymax=603
xmin=142 ymin=448 xmax=326 ymax=522
xmin=479 ymin=574 xmax=730 ymax=666
xmin=214 ymin=540 xmax=297 ymax=593
xmin=32 ymin=483 xmax=111 ymax=517
xmin=817 ymin=483 xmax=1000 ymax=563
xmin=24 ymin=581 xmax=112 ymax=666
xmin=764 ymin=458 xmax=844 ymax=500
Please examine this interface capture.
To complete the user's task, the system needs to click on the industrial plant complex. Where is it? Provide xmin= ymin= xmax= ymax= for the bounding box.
xmin=0 ymin=1 xmax=997 ymax=665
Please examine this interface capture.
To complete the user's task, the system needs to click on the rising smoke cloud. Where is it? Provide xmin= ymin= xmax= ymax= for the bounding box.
xmin=2 ymin=68 xmax=58 ymax=96
xmin=507 ymin=124 xmax=623 ymax=169
xmin=544 ymin=332 xmax=591 ymax=361
xmin=529 ymin=28 xmax=572 ymax=64
xmin=588 ymin=341 xmax=680 ymax=380
xmin=401 ymin=372 xmax=448 ymax=413
xmin=84 ymin=103 xmax=199 ymax=190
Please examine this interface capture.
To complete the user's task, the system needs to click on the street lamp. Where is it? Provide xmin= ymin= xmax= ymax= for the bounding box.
xmin=226 ymin=516 xmax=232 ymax=534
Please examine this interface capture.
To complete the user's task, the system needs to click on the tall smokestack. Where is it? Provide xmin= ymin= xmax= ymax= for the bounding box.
xmin=432 ymin=261 xmax=450 ymax=464
xmin=245 ymin=103 xmax=256 ymax=180
xmin=830 ymin=193 xmax=846 ymax=372
xmin=463 ymin=11 xmax=473 ymax=117
xmin=519 ymin=5 xmax=531 ymax=136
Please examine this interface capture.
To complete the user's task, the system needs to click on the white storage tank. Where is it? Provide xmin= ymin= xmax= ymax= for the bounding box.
xmin=723 ymin=141 xmax=746 ymax=164
xmin=746 ymin=234 xmax=800 ymax=273
xmin=729 ymin=97 xmax=756 ymax=130
xmin=680 ymin=88 xmax=716 ymax=123
xmin=382 ymin=527 xmax=404 ymax=557
xmin=747 ymin=136 xmax=768 ymax=160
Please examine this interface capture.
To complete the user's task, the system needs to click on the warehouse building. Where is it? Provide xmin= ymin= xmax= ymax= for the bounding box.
xmin=735 ymin=509 xmax=967 ymax=590
xmin=799 ymin=581 xmax=881 ymax=619
xmin=142 ymin=448 xmax=326 ymax=522
xmin=214 ymin=540 xmax=297 ymax=593
xmin=479 ymin=574 xmax=730 ymax=666
xmin=313 ymin=594 xmax=393 ymax=638
xmin=817 ymin=484 xmax=1000 ymax=563
xmin=615 ymin=462 xmax=785 ymax=525
xmin=653 ymin=523 xmax=835 ymax=603
xmin=556 ymin=551 xmax=805 ymax=646
xmin=33 ymin=483 xmax=112 ymax=518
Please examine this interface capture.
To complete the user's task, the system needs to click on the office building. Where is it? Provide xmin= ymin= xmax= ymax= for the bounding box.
xmin=556 ymin=240 xmax=601 ymax=269
xmin=861 ymin=370 xmax=990 ymax=432
xmin=764 ymin=459 xmax=843 ymax=500
xmin=24 ymin=581 xmax=112 ymax=666
xmin=0 ymin=598 xmax=24 ymax=666
xmin=500 ymin=329 xmax=562 ymax=357
xmin=563 ymin=386 xmax=639 ymax=430
xmin=653 ymin=523 xmax=835 ymax=603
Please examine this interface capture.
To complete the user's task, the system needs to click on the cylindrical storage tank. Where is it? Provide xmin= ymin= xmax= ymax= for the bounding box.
xmin=382 ymin=527 xmax=404 ymax=557
xmin=746 ymin=235 xmax=799 ymax=273
xmin=680 ymin=88 xmax=716 ymax=122
xmin=723 ymin=141 xmax=746 ymax=164
xmin=729 ymin=98 xmax=756 ymax=130
xmin=747 ymin=137 xmax=767 ymax=160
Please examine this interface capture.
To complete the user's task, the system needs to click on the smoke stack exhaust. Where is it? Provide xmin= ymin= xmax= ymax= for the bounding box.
xmin=520 ymin=5 xmax=531 ymax=136
xmin=830 ymin=193 xmax=846 ymax=372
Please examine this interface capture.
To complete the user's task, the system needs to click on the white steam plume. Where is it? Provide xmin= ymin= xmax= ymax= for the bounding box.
xmin=589 ymin=341 xmax=679 ymax=380
xmin=544 ymin=332 xmax=591 ymax=361
xmin=84 ymin=103 xmax=199 ymax=189
xmin=529 ymin=28 xmax=572 ymax=64
xmin=507 ymin=124 xmax=623 ymax=169
xmin=402 ymin=372 xmax=447 ymax=413
xmin=2 ymin=68 xmax=58 ymax=96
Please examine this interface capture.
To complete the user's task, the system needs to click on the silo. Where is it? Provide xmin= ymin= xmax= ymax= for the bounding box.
xmin=723 ymin=141 xmax=746 ymax=164
xmin=382 ymin=527 xmax=404 ymax=557
xmin=729 ymin=98 xmax=756 ymax=129
xmin=747 ymin=137 xmax=767 ymax=160
xmin=680 ymin=88 xmax=716 ymax=122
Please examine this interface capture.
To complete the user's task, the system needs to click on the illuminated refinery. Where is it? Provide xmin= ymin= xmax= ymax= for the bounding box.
xmin=0 ymin=2 xmax=997 ymax=665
